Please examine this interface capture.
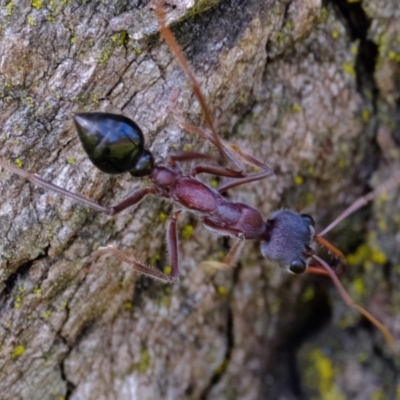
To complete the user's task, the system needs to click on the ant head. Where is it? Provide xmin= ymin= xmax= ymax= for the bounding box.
xmin=73 ymin=112 xmax=154 ymax=176
xmin=260 ymin=210 xmax=315 ymax=274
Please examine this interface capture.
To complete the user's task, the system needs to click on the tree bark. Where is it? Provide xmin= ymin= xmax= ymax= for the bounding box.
xmin=0 ymin=0 xmax=399 ymax=399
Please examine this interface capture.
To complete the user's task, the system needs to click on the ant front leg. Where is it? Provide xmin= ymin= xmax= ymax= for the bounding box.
xmin=155 ymin=2 xmax=234 ymax=167
xmin=175 ymin=120 xmax=274 ymax=192
xmin=168 ymin=150 xmax=247 ymax=179
xmin=96 ymin=211 xmax=181 ymax=283
xmin=0 ymin=158 xmax=156 ymax=215
xmin=199 ymin=218 xmax=245 ymax=271
xmin=157 ymin=3 xmax=274 ymax=185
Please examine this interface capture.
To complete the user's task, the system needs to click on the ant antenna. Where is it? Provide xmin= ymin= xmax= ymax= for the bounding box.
xmin=312 ymin=255 xmax=395 ymax=347
xmin=317 ymin=170 xmax=400 ymax=237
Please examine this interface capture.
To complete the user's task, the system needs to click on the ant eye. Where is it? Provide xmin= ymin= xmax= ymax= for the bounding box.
xmin=289 ymin=259 xmax=306 ymax=274
xmin=301 ymin=214 xmax=315 ymax=227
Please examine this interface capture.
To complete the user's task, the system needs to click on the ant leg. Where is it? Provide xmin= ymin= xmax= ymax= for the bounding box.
xmin=199 ymin=217 xmax=245 ymax=270
xmin=159 ymin=5 xmax=275 ymax=183
xmin=166 ymin=210 xmax=181 ymax=279
xmin=0 ymin=158 xmax=156 ymax=216
xmin=155 ymin=3 xmax=231 ymax=165
xmin=169 ymin=151 xmax=214 ymax=164
xmin=94 ymin=246 xmax=173 ymax=282
xmin=200 ymin=238 xmax=245 ymax=271
xmin=168 ymin=151 xmax=246 ymax=178
xmin=216 ymin=169 xmax=274 ymax=193
xmin=174 ymin=120 xmax=274 ymax=191
xmin=192 ymin=164 xmax=245 ymax=179
xmin=318 ymin=170 xmax=400 ymax=237
xmin=311 ymin=255 xmax=395 ymax=347
xmin=96 ymin=211 xmax=181 ymax=283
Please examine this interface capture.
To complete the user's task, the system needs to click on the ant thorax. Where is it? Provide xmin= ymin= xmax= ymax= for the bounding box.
xmin=260 ymin=210 xmax=315 ymax=274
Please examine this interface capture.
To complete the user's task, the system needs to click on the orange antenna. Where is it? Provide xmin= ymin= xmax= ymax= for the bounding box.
xmin=312 ymin=255 xmax=395 ymax=348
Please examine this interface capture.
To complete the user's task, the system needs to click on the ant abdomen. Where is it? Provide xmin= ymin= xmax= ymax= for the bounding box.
xmin=73 ymin=112 xmax=154 ymax=176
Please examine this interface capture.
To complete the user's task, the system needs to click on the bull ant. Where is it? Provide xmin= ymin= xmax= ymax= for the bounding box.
xmin=0 ymin=2 xmax=398 ymax=348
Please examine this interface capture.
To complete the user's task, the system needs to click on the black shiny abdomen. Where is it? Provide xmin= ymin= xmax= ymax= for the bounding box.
xmin=74 ymin=112 xmax=150 ymax=175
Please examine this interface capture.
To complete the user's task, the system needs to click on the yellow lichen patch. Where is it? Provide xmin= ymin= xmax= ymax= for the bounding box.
xmin=294 ymin=175 xmax=303 ymax=185
xmin=305 ymin=192 xmax=315 ymax=206
xmin=318 ymin=7 xmax=328 ymax=23
xmin=158 ymin=212 xmax=167 ymax=223
xmin=352 ymin=277 xmax=366 ymax=296
xmin=215 ymin=357 xmax=229 ymax=375
xmin=332 ymin=30 xmax=339 ymax=39
xmin=361 ymin=108 xmax=370 ymax=122
xmin=347 ymin=244 xmax=369 ymax=266
xmin=91 ymin=93 xmax=100 ymax=105
xmin=307 ymin=349 xmax=345 ymax=400
xmin=70 ymin=37 xmax=76 ymax=44
xmin=138 ymin=348 xmax=151 ymax=374
xmin=182 ymin=143 xmax=193 ymax=151
xmin=163 ymin=265 xmax=171 ymax=276
xmin=14 ymin=295 xmax=22 ymax=309
xmin=124 ymin=301 xmax=133 ymax=310
xmin=217 ymin=286 xmax=228 ymax=296
xmin=291 ymin=103 xmax=302 ymax=113
xmin=370 ymin=246 xmax=386 ymax=265
xmin=371 ymin=389 xmax=385 ymax=400
xmin=15 ymin=159 xmax=23 ymax=168
xmin=182 ymin=224 xmax=194 ymax=239
xmin=377 ymin=219 xmax=387 ymax=232
xmin=111 ymin=30 xmax=128 ymax=46
xmin=12 ymin=345 xmax=26 ymax=358
xmin=388 ymin=51 xmax=400 ymax=62
xmin=356 ymin=351 xmax=368 ymax=363
xmin=43 ymin=310 xmax=52 ymax=319
xmin=149 ymin=253 xmax=161 ymax=266
xmin=350 ymin=43 xmax=359 ymax=55
xmin=33 ymin=288 xmax=42 ymax=296
xmin=238 ymin=94 xmax=246 ymax=103
xmin=302 ymin=286 xmax=315 ymax=302
xmin=31 ymin=0 xmax=42 ymax=8
xmin=99 ymin=47 xmax=113 ymax=65
xmin=27 ymin=15 xmax=37 ymax=26
xmin=67 ymin=157 xmax=76 ymax=164
xmin=6 ymin=0 xmax=15 ymax=16
xmin=210 ymin=179 xmax=219 ymax=188
xmin=342 ymin=62 xmax=355 ymax=77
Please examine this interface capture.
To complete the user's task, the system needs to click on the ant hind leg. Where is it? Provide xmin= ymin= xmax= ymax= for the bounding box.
xmin=0 ymin=158 xmax=156 ymax=215
xmin=95 ymin=211 xmax=182 ymax=283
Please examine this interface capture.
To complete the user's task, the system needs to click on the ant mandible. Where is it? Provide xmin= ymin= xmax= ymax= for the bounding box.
xmin=0 ymin=2 xmax=398 ymax=348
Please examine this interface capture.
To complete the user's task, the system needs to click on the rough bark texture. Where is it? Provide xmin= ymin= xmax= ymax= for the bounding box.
xmin=0 ymin=0 xmax=399 ymax=399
